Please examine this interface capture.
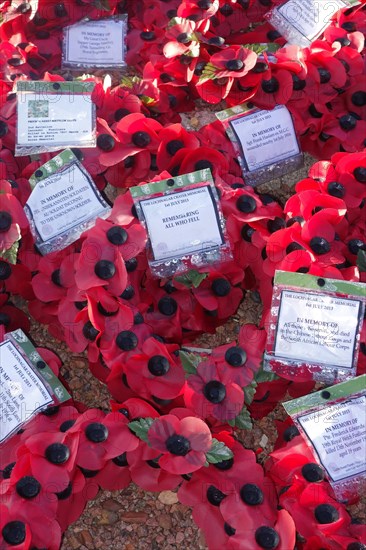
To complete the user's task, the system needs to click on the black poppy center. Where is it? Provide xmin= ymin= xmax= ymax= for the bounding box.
xmin=351 ymin=91 xmax=366 ymax=107
xmin=314 ymin=504 xmax=339 ymax=524
xmin=51 ymin=268 xmax=62 ymax=287
xmin=225 ymin=346 xmax=247 ymax=367
xmin=166 ymin=139 xmax=184 ymax=156
xmin=255 ymin=526 xmax=280 ymax=549
xmin=302 ymin=463 xmax=325 ymax=482
xmin=309 ymin=236 xmax=331 ymax=255
xmin=213 ymin=457 xmax=234 ymax=470
xmin=45 ymin=443 xmax=70 ymax=464
xmin=158 ymin=296 xmax=178 ymax=316
xmin=82 ymin=321 xmax=99 ymax=341
xmin=55 ymin=481 xmax=73 ymax=500
xmin=211 ymin=278 xmax=231 ymax=297
xmin=194 ymin=159 xmax=213 ymax=171
xmin=236 ymin=195 xmax=257 ymax=213
xmin=0 ymin=211 xmax=12 ymax=232
xmin=203 ymin=380 xmax=226 ymax=404
xmin=16 ymin=476 xmax=41 ymax=499
xmin=85 ymin=422 xmax=108 ymax=443
xmin=353 ymin=167 xmax=366 ymax=183
xmin=132 ymin=131 xmax=151 ymax=148
xmin=339 ymin=113 xmax=357 ymax=131
xmin=2 ymin=521 xmax=26 ymax=545
xmin=107 ymin=226 xmax=128 ymax=245
xmin=327 ymin=181 xmax=345 ymax=198
xmin=97 ymin=133 xmax=115 ymax=151
xmin=0 ymin=121 xmax=8 ymax=137
xmin=166 ymin=434 xmax=191 ymax=456
xmin=206 ymin=485 xmax=226 ymax=506
xmin=148 ymin=355 xmax=170 ymax=376
xmin=0 ymin=260 xmax=12 ymax=280
xmin=318 ymin=67 xmax=331 ymax=84
xmin=176 ymin=32 xmax=191 ymax=44
xmin=261 ymin=77 xmax=279 ymax=94
xmin=140 ymin=31 xmax=156 ymax=41
xmin=240 ymin=483 xmax=264 ymax=505
xmin=225 ymin=59 xmax=244 ymax=72
xmin=94 ymin=260 xmax=116 ymax=280
xmin=112 ymin=452 xmax=128 ymax=467
xmin=116 ymin=330 xmax=138 ymax=351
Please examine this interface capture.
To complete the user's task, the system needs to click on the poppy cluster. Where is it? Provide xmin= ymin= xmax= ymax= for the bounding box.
xmin=0 ymin=0 xmax=365 ymax=548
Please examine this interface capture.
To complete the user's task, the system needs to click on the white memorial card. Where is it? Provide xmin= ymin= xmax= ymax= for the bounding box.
xmin=17 ymin=92 xmax=95 ymax=149
xmin=274 ymin=290 xmax=362 ymax=368
xmin=63 ymin=19 xmax=126 ymax=68
xmin=298 ymin=396 xmax=366 ymax=482
xmin=139 ymin=186 xmax=224 ymax=261
xmin=26 ymin=162 xmax=108 ymax=244
xmin=230 ymin=105 xmax=300 ymax=172
xmin=0 ymin=340 xmax=53 ymax=443
xmin=277 ymin=0 xmax=347 ymax=42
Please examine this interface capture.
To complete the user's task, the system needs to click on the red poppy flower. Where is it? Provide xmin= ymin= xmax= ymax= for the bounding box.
xmin=163 ymin=16 xmax=200 ymax=59
xmin=128 ymin=443 xmax=182 ymax=492
xmin=70 ymin=409 xmax=139 ymax=471
xmin=0 ymin=501 xmax=61 ymax=550
xmin=0 ymin=294 xmax=30 ymax=334
xmin=280 ymin=483 xmax=351 ymax=540
xmin=147 ymin=414 xmax=211 ymax=474
xmin=185 ymin=360 xmax=244 ymax=421
xmin=0 ymin=191 xmax=28 ymax=251
xmin=123 ymin=337 xmax=185 ymax=400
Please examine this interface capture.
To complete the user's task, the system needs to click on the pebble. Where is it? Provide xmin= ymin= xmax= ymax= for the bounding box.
xmin=102 ymin=498 xmax=121 ymax=511
xmin=96 ymin=510 xmax=119 ymax=525
xmin=78 ymin=530 xmax=93 ymax=546
xmin=158 ymin=513 xmax=172 ymax=530
xmin=176 ymin=532 xmax=185 ymax=544
xmin=120 ymin=511 xmax=148 ymax=523
xmin=158 ymin=491 xmax=179 ymax=505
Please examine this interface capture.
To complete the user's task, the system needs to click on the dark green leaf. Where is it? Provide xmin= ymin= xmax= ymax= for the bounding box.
xmin=1 ymin=241 xmax=19 ymax=265
xmin=242 ymin=43 xmax=267 ymax=55
xmin=175 ymin=270 xmax=208 ymax=289
xmin=234 ymin=405 xmax=253 ymax=430
xmin=128 ymin=417 xmax=154 ymax=444
xmin=254 ymin=361 xmax=278 ymax=383
xmin=244 ymin=383 xmax=257 ymax=405
xmin=179 ymin=350 xmax=201 ymax=375
xmin=206 ymin=438 xmax=234 ymax=464
xmin=357 ymin=250 xmax=366 ymax=272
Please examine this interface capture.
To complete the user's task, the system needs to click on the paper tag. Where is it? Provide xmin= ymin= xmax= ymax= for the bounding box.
xmin=63 ymin=19 xmax=125 ymax=67
xmin=26 ymin=160 xmax=109 ymax=245
xmin=0 ymin=340 xmax=53 ymax=443
xmin=274 ymin=290 xmax=361 ymax=368
xmin=277 ymin=0 xmax=346 ymax=41
xmin=16 ymin=86 xmax=95 ymax=150
xmin=298 ymin=396 xmax=366 ymax=482
xmin=229 ymin=105 xmax=300 ymax=172
xmin=139 ymin=185 xmax=224 ymax=261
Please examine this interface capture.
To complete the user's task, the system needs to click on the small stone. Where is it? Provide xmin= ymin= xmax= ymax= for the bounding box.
xmin=97 ymin=510 xmax=119 ymax=525
xmin=78 ymin=530 xmax=93 ymax=546
xmin=124 ymin=544 xmax=135 ymax=550
xmin=158 ymin=514 xmax=172 ymax=530
xmin=158 ymin=490 xmax=179 ymax=505
xmin=120 ymin=511 xmax=148 ymax=523
xmin=102 ymin=498 xmax=121 ymax=511
xmin=259 ymin=434 xmax=269 ymax=448
xmin=176 ymin=532 xmax=185 ymax=544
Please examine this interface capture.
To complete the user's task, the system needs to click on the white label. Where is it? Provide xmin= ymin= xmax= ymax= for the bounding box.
xmin=0 ymin=341 xmax=53 ymax=443
xmin=274 ymin=291 xmax=361 ymax=369
xmin=230 ymin=105 xmax=300 ymax=171
xmin=17 ymin=92 xmax=95 ymax=147
xmin=26 ymin=163 xmax=108 ymax=242
xmin=140 ymin=186 xmax=224 ymax=261
xmin=64 ymin=19 xmax=125 ymax=67
xmin=277 ymin=0 xmax=346 ymax=41
xmin=298 ymin=396 xmax=366 ymax=482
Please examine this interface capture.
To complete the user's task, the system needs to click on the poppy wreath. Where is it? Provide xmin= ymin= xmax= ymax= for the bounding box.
xmin=0 ymin=0 xmax=366 ymax=549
